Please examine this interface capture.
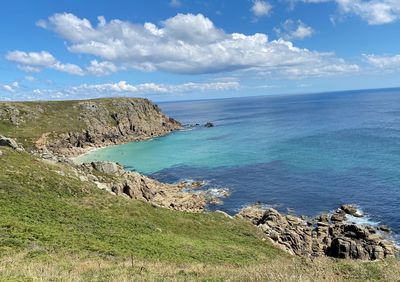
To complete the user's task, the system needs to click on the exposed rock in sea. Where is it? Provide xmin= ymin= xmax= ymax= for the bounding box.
xmin=205 ymin=122 xmax=214 ymax=128
xmin=237 ymin=204 xmax=398 ymax=260
xmin=341 ymin=204 xmax=363 ymax=217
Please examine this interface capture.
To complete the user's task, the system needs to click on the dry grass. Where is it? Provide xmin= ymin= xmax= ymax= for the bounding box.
xmin=0 ymin=251 xmax=399 ymax=282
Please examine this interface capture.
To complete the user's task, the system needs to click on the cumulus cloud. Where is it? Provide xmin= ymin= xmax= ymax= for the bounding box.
xmin=251 ymin=0 xmax=273 ymax=17
xmin=294 ymin=0 xmax=400 ymax=25
xmin=6 ymin=80 xmax=239 ymax=101
xmin=274 ymin=20 xmax=315 ymax=40
xmin=363 ymin=54 xmax=400 ymax=69
xmin=34 ymin=12 xmax=358 ymax=78
xmin=5 ymin=50 xmax=84 ymax=75
xmin=86 ymin=60 xmax=120 ymax=76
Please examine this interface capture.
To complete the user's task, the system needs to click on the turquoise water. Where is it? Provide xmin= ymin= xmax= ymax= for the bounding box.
xmin=79 ymin=88 xmax=400 ymax=235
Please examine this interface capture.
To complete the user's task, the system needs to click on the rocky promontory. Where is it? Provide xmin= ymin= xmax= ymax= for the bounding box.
xmin=237 ymin=204 xmax=398 ymax=260
xmin=0 ymin=98 xmax=181 ymax=157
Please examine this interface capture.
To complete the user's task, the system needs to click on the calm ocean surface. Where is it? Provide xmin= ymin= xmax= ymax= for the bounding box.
xmin=79 ymin=88 xmax=400 ymax=236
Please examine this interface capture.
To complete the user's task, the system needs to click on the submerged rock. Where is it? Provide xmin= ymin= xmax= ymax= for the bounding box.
xmin=237 ymin=204 xmax=398 ymax=260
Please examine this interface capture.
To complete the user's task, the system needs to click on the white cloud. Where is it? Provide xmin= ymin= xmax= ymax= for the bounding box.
xmin=16 ymin=80 xmax=239 ymax=100
xmin=274 ymin=20 xmax=315 ymax=40
xmin=169 ymin=0 xmax=182 ymax=7
xmin=86 ymin=60 xmax=120 ymax=76
xmin=294 ymin=0 xmax=400 ymax=24
xmin=251 ymin=1 xmax=273 ymax=17
xmin=34 ymin=12 xmax=358 ymax=78
xmin=336 ymin=0 xmax=400 ymax=25
xmin=6 ymin=50 xmax=84 ymax=75
xmin=363 ymin=54 xmax=400 ymax=69
xmin=1 ymin=81 xmax=19 ymax=93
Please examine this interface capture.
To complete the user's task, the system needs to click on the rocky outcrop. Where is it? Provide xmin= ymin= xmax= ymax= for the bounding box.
xmin=78 ymin=161 xmax=206 ymax=212
xmin=237 ymin=204 xmax=397 ymax=260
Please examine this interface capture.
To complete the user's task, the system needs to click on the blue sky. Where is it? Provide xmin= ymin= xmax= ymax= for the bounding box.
xmin=0 ymin=0 xmax=399 ymax=101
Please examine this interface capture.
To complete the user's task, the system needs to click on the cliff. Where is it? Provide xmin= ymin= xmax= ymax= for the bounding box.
xmin=0 ymin=98 xmax=181 ymax=157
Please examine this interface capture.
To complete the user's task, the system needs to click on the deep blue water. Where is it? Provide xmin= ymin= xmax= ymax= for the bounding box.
xmin=79 ymin=88 xmax=400 ymax=235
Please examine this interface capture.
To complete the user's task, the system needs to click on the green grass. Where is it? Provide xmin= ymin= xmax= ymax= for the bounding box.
xmin=0 ymin=148 xmax=399 ymax=281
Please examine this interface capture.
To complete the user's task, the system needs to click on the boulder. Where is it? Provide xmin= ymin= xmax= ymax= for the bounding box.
xmin=91 ymin=161 xmax=123 ymax=175
xmin=341 ymin=204 xmax=363 ymax=217
xmin=0 ymin=135 xmax=23 ymax=151
xmin=378 ymin=225 xmax=391 ymax=233
xmin=317 ymin=213 xmax=329 ymax=223
xmin=204 ymin=122 xmax=214 ymax=128
xmin=331 ymin=210 xmax=346 ymax=222
xmin=236 ymin=204 xmax=265 ymax=225
xmin=329 ymin=237 xmax=368 ymax=260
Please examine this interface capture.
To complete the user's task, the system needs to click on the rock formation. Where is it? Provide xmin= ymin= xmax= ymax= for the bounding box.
xmin=237 ymin=204 xmax=397 ymax=260
xmin=78 ymin=161 xmax=206 ymax=212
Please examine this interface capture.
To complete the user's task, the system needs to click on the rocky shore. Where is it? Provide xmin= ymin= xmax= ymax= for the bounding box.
xmin=237 ymin=204 xmax=398 ymax=260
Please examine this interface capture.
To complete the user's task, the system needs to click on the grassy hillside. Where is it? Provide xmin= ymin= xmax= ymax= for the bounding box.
xmin=0 ymin=148 xmax=399 ymax=281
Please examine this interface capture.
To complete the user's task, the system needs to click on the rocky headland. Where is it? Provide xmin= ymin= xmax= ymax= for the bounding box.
xmin=0 ymin=98 xmax=181 ymax=158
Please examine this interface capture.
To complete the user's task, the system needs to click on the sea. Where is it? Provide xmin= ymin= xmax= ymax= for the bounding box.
xmin=78 ymin=88 xmax=400 ymax=238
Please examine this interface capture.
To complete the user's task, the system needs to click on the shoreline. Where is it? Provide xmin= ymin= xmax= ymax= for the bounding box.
xmin=69 ymin=132 xmax=171 ymax=164
xmin=66 ymin=129 xmax=400 ymax=246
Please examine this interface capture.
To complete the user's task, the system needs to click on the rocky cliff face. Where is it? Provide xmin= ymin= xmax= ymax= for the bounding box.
xmin=0 ymin=98 xmax=181 ymax=157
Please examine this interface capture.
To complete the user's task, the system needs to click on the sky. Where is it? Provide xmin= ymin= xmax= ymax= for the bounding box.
xmin=0 ymin=0 xmax=399 ymax=101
